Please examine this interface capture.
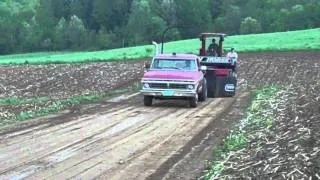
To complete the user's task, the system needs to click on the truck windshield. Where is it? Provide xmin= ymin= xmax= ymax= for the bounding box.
xmin=152 ymin=59 xmax=197 ymax=71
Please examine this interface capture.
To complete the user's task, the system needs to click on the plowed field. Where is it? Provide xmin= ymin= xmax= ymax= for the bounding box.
xmin=0 ymin=52 xmax=319 ymax=179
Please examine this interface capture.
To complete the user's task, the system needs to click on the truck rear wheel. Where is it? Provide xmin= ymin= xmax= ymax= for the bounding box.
xmin=144 ymin=96 xmax=153 ymax=106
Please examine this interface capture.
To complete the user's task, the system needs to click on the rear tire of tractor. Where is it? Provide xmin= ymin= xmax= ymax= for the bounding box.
xmin=225 ymin=76 xmax=237 ymax=97
xmin=189 ymin=97 xmax=198 ymax=108
xmin=198 ymin=79 xmax=207 ymax=102
xmin=214 ymin=78 xmax=225 ymax=97
xmin=144 ymin=96 xmax=153 ymax=106
xmin=225 ymin=92 xmax=236 ymax=97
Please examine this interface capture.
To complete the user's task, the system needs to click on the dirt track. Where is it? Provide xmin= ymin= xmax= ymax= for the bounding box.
xmin=0 ymin=52 xmax=319 ymax=179
xmin=0 ymin=93 xmax=248 ymax=179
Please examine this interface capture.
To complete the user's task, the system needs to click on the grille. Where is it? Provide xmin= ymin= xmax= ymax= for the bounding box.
xmin=169 ymin=84 xmax=187 ymax=89
xmin=149 ymin=83 xmax=187 ymax=89
xmin=149 ymin=83 xmax=168 ymax=89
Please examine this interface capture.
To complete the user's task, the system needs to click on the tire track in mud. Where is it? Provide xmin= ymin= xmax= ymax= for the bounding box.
xmin=149 ymin=93 xmax=251 ymax=180
xmin=0 ymin=95 xmax=226 ymax=179
xmin=0 ymin=102 xmax=175 ymax=177
xmin=100 ymin=97 xmax=238 ymax=180
xmin=40 ymin=99 xmax=224 ymax=179
xmin=32 ymin=107 xmax=183 ymax=179
xmin=0 ymin=106 xmax=134 ymax=157
xmin=0 ymin=106 xmax=127 ymax=147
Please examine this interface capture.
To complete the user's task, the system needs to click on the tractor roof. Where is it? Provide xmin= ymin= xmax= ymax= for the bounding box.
xmin=200 ymin=33 xmax=227 ymax=37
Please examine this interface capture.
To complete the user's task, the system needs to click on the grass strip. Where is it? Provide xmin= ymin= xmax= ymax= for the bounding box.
xmin=0 ymin=83 xmax=140 ymax=126
xmin=0 ymin=97 xmax=50 ymax=106
xmin=201 ymin=85 xmax=281 ymax=179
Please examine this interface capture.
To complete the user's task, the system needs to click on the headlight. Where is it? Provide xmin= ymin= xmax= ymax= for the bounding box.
xmin=187 ymin=85 xmax=194 ymax=89
xmin=143 ymin=83 xmax=150 ymax=88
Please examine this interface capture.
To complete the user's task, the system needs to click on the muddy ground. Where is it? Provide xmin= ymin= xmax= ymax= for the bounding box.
xmin=0 ymin=60 xmax=146 ymax=98
xmin=217 ymin=52 xmax=320 ymax=179
xmin=0 ymin=60 xmax=146 ymax=121
xmin=0 ymin=52 xmax=319 ymax=179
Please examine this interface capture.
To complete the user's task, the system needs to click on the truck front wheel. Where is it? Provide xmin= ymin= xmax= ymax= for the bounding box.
xmin=188 ymin=97 xmax=198 ymax=108
xmin=144 ymin=96 xmax=153 ymax=106
xmin=198 ymin=79 xmax=207 ymax=102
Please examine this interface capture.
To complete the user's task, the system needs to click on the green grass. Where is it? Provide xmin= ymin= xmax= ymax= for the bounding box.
xmin=202 ymin=85 xmax=281 ymax=179
xmin=0 ymin=28 xmax=319 ymax=65
xmin=0 ymin=97 xmax=49 ymax=106
xmin=1 ymin=83 xmax=140 ymax=126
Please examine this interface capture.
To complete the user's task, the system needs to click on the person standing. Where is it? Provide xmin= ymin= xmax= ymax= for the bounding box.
xmin=227 ymin=48 xmax=238 ymax=72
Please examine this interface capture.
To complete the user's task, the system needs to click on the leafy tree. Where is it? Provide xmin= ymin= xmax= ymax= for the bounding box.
xmin=305 ymin=2 xmax=320 ymax=27
xmin=36 ymin=0 xmax=55 ymax=28
xmin=240 ymin=17 xmax=262 ymax=34
xmin=53 ymin=17 xmax=68 ymax=50
xmin=51 ymin=0 xmax=70 ymax=19
xmin=209 ymin=0 xmax=223 ymax=19
xmin=96 ymin=26 xmax=110 ymax=49
xmin=284 ymin=5 xmax=313 ymax=30
xmin=127 ymin=0 xmax=167 ymax=45
xmin=93 ymin=0 xmax=133 ymax=31
xmin=67 ymin=15 xmax=87 ymax=49
xmin=151 ymin=0 xmax=177 ymax=25
xmin=1 ymin=0 xmax=320 ymax=54
xmin=174 ymin=0 xmax=211 ymax=38
xmin=224 ymin=5 xmax=242 ymax=34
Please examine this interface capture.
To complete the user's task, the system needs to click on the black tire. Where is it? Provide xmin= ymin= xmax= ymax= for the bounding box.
xmin=216 ymin=76 xmax=237 ymax=97
xmin=214 ymin=77 xmax=225 ymax=97
xmin=205 ymin=69 xmax=237 ymax=98
xmin=204 ymin=73 xmax=216 ymax=98
xmin=225 ymin=76 xmax=237 ymax=97
xmin=198 ymin=79 xmax=207 ymax=102
xmin=144 ymin=96 xmax=153 ymax=106
xmin=225 ymin=92 xmax=236 ymax=97
xmin=188 ymin=97 xmax=198 ymax=108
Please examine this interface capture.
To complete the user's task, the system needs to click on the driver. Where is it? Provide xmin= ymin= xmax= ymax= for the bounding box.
xmin=207 ymin=39 xmax=219 ymax=56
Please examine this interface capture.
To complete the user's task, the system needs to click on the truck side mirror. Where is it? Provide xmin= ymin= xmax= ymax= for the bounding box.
xmin=200 ymin=66 xmax=207 ymax=71
xmin=144 ymin=62 xmax=151 ymax=71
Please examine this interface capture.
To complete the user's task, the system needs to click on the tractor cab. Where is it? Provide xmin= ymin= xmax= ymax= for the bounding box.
xmin=199 ymin=33 xmax=226 ymax=57
xmin=199 ymin=33 xmax=233 ymax=68
xmin=199 ymin=33 xmax=238 ymax=98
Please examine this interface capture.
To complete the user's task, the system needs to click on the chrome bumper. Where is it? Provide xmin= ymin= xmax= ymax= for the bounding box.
xmin=140 ymin=89 xmax=197 ymax=98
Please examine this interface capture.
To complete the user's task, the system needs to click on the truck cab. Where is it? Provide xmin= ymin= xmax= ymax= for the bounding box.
xmin=141 ymin=53 xmax=207 ymax=107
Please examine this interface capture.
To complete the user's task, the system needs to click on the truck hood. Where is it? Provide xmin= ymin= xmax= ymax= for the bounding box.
xmin=143 ymin=70 xmax=202 ymax=81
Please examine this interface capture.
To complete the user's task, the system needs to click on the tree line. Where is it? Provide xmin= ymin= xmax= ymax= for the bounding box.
xmin=0 ymin=0 xmax=319 ymax=54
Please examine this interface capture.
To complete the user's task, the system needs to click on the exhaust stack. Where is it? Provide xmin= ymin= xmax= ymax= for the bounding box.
xmin=152 ymin=41 xmax=160 ymax=55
